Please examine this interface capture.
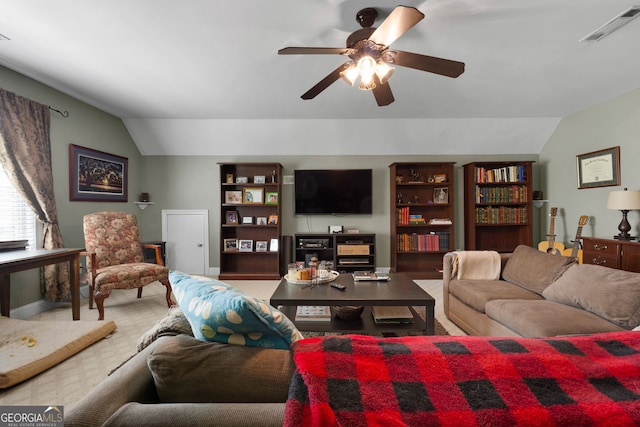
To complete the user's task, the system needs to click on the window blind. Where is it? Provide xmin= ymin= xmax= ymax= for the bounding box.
xmin=0 ymin=165 xmax=36 ymax=248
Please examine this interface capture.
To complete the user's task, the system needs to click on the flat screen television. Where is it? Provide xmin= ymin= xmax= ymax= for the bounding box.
xmin=294 ymin=169 xmax=372 ymax=215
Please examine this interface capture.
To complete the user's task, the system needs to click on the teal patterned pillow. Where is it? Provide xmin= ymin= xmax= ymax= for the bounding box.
xmin=169 ymin=270 xmax=302 ymax=349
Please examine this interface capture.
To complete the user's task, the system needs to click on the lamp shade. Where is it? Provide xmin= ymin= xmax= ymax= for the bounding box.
xmin=607 ymin=189 xmax=640 ymax=210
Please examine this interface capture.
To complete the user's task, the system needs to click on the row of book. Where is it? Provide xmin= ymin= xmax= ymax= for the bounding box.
xmin=474 ymin=207 xmax=529 ymax=224
xmin=474 ymin=185 xmax=528 ymax=204
xmin=295 ymin=305 xmax=414 ymax=324
xmin=396 ymin=208 xmax=453 ymax=225
xmin=474 ymin=165 xmax=527 ymax=183
xmin=397 ymin=231 xmax=450 ymax=252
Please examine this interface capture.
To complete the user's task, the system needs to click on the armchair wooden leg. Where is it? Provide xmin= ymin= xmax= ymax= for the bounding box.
xmin=94 ymin=290 xmax=110 ymax=321
xmin=89 ymin=284 xmax=95 ymax=309
xmin=161 ymin=278 xmax=173 ymax=308
xmin=137 ymin=287 xmax=143 ymax=299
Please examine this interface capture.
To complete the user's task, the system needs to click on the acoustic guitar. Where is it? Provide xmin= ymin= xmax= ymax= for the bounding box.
xmin=562 ymin=215 xmax=588 ymax=263
xmin=538 ymin=207 xmax=564 ymax=255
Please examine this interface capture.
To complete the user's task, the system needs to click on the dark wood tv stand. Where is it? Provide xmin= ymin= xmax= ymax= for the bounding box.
xmin=294 ymin=233 xmax=376 ymax=273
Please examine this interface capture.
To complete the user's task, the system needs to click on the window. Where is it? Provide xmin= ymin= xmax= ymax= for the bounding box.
xmin=0 ymin=164 xmax=37 ymax=248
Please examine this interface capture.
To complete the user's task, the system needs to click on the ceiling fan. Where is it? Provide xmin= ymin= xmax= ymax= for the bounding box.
xmin=278 ymin=5 xmax=465 ymax=106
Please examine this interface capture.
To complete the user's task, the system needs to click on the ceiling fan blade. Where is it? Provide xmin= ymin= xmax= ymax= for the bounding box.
xmin=368 ymin=6 xmax=424 ymax=47
xmin=301 ymin=63 xmax=350 ymax=100
xmin=386 ymin=50 xmax=465 ymax=78
xmin=278 ymin=47 xmax=349 ymax=55
xmin=372 ymin=76 xmax=394 ymax=106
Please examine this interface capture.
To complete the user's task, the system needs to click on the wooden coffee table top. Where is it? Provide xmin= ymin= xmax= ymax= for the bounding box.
xmin=270 ymin=272 xmax=434 ymax=307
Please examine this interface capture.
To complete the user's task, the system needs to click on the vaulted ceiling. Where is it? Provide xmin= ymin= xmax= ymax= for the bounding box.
xmin=1 ymin=1 xmax=639 ymax=156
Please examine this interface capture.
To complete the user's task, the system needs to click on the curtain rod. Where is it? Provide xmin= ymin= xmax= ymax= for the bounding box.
xmin=48 ymin=106 xmax=69 ymax=118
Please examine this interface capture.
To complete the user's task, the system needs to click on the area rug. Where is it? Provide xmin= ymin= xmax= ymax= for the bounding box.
xmin=0 ymin=317 xmax=117 ymax=388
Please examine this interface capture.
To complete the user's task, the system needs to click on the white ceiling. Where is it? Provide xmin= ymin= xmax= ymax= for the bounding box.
xmin=1 ymin=0 xmax=639 ymax=156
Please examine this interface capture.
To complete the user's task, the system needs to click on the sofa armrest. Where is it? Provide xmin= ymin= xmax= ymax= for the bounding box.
xmin=442 ymin=252 xmax=512 ymax=316
xmin=65 ymin=337 xmax=169 ymax=427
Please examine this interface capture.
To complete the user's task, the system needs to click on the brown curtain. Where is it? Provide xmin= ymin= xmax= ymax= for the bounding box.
xmin=0 ymin=88 xmax=70 ymax=302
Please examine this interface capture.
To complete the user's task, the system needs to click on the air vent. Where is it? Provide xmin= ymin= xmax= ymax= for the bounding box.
xmin=580 ymin=5 xmax=640 ymax=41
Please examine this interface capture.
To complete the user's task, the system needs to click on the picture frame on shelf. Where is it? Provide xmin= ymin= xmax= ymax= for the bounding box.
xmin=269 ymin=238 xmax=279 ymax=252
xmin=256 ymin=216 xmax=267 ymax=225
xmin=265 ymin=192 xmax=278 ymax=204
xmin=268 ymin=214 xmax=278 ymax=225
xmin=236 ymin=176 xmax=248 ymax=184
xmin=239 ymin=240 xmax=253 ymax=252
xmin=255 ymin=241 xmax=268 ymax=252
xmin=434 ymin=187 xmax=449 ymax=204
xmin=226 ymin=173 xmax=234 ymax=184
xmin=254 ymin=175 xmax=266 ymax=184
xmin=576 ymin=146 xmax=620 ymax=189
xmin=242 ymin=216 xmax=253 ymax=224
xmin=69 ymin=144 xmax=128 ymax=202
xmin=226 ymin=211 xmax=238 ymax=224
xmin=224 ymin=239 xmax=238 ymax=252
xmin=225 ymin=190 xmax=242 ymax=204
xmin=243 ymin=187 xmax=263 ymax=204
xmin=433 ymin=173 xmax=447 ymax=183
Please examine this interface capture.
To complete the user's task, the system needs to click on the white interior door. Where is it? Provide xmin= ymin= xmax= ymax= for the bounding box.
xmin=162 ymin=210 xmax=209 ymax=275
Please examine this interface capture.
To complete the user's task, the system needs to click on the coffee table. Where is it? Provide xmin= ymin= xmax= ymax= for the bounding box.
xmin=270 ymin=272 xmax=435 ymax=335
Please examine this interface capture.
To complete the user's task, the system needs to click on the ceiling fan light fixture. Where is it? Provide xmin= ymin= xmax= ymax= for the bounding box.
xmin=358 ymin=79 xmax=376 ymax=91
xmin=375 ymin=61 xmax=395 ymax=84
xmin=339 ymin=63 xmax=359 ymax=86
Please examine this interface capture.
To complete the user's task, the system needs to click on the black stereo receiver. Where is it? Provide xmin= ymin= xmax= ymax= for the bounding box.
xmin=298 ymin=238 xmax=330 ymax=248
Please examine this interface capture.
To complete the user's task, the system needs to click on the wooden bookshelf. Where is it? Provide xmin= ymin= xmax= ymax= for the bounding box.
xmin=463 ymin=161 xmax=534 ymax=252
xmin=218 ymin=162 xmax=282 ymax=280
xmin=389 ymin=162 xmax=455 ymax=279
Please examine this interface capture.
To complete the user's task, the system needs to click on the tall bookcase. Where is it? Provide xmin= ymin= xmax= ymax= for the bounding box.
xmin=219 ymin=163 xmax=282 ymax=280
xmin=463 ymin=161 xmax=534 ymax=252
xmin=389 ymin=162 xmax=455 ymax=279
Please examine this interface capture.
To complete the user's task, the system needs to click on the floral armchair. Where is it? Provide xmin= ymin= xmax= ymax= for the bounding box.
xmin=82 ymin=211 xmax=173 ymax=320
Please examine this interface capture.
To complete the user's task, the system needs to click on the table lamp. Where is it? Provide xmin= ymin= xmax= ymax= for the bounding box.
xmin=607 ymin=188 xmax=640 ymax=240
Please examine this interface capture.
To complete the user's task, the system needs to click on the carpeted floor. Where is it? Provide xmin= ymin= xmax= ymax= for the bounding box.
xmin=0 ymin=278 xmax=463 ymax=409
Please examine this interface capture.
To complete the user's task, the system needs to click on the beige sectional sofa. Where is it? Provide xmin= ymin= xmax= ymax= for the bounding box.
xmin=443 ymin=245 xmax=640 ymax=337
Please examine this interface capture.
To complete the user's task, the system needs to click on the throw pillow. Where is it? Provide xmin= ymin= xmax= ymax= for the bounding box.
xmin=148 ymin=334 xmax=295 ymax=403
xmin=542 ymin=264 xmax=640 ymax=329
xmin=502 ymin=245 xmax=576 ymax=294
xmin=169 ymin=270 xmax=303 ymax=349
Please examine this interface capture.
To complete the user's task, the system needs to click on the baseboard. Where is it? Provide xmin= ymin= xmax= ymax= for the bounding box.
xmin=9 ymin=284 xmax=90 ymax=320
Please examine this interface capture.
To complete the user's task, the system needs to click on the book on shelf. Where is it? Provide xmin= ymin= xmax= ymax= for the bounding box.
xmin=428 ymin=218 xmax=452 ymax=225
xmin=295 ymin=306 xmax=331 ymax=321
xmin=371 ymin=306 xmax=414 ymax=324
xmin=353 ymin=271 xmax=390 ymax=281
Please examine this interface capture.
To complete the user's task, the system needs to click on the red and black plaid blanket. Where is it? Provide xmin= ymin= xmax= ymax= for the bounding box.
xmin=284 ymin=332 xmax=640 ymax=426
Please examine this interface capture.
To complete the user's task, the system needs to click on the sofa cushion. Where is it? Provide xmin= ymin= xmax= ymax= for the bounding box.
xmin=147 ymin=334 xmax=295 ymax=403
xmin=449 ymin=280 xmax=543 ymax=312
xmin=542 ymin=264 xmax=640 ymax=329
xmin=170 ymin=270 xmax=302 ymax=349
xmin=501 ymin=245 xmax=575 ymax=294
xmin=485 ymin=299 xmax=626 ymax=337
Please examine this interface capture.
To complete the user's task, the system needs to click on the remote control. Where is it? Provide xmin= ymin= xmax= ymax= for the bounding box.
xmin=331 ymin=283 xmax=346 ymax=291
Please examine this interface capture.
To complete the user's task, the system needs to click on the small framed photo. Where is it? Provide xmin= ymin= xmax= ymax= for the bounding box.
xmin=269 ymin=238 xmax=279 ymax=252
xmin=254 ymin=175 xmax=266 ymax=184
xmin=225 ymin=173 xmax=234 ymax=184
xmin=242 ymin=216 xmax=253 ymax=224
xmin=268 ymin=214 xmax=279 ymax=225
xmin=239 ymin=240 xmax=253 ymax=252
xmin=236 ymin=176 xmax=248 ymax=184
xmin=243 ymin=187 xmax=263 ymax=204
xmin=225 ymin=190 xmax=242 ymax=204
xmin=265 ymin=192 xmax=278 ymax=204
xmin=433 ymin=173 xmax=447 ymax=183
xmin=256 ymin=217 xmax=267 ymax=225
xmin=226 ymin=211 xmax=238 ymax=224
xmin=434 ymin=187 xmax=449 ymax=204
xmin=255 ymin=241 xmax=268 ymax=252
xmin=224 ymin=239 xmax=238 ymax=252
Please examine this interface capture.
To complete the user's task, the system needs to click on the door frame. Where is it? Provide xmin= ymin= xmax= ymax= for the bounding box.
xmin=161 ymin=209 xmax=210 ymax=275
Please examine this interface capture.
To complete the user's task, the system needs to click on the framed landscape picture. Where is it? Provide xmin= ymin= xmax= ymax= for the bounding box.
xmin=69 ymin=144 xmax=128 ymax=201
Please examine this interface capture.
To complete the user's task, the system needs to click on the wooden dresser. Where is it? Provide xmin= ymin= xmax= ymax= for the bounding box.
xmin=581 ymin=237 xmax=640 ymax=273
